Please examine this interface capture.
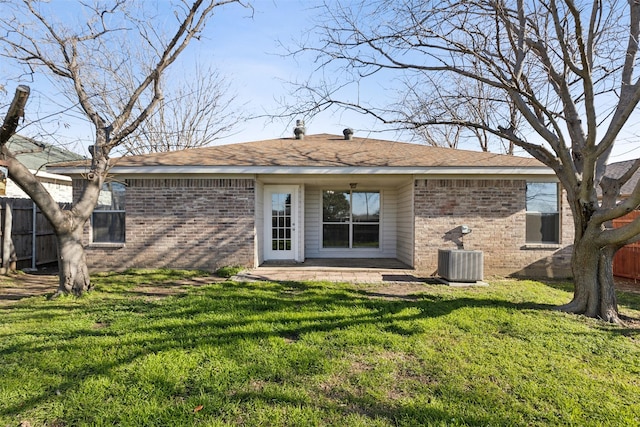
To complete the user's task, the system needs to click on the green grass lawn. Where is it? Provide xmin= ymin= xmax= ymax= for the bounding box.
xmin=1 ymin=271 xmax=639 ymax=426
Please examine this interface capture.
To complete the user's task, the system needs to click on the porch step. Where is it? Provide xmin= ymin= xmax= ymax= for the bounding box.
xmin=260 ymin=258 xmax=412 ymax=270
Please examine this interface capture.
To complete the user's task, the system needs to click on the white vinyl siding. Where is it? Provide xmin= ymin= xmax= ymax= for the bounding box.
xmin=297 ymin=184 xmax=305 ymax=261
xmin=381 ymin=190 xmax=397 ymax=256
xmin=396 ymin=180 xmax=414 ymax=266
xmin=305 ymin=187 xmax=321 ymax=257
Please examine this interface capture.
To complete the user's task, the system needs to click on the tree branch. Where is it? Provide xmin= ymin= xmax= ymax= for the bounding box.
xmin=0 ymin=85 xmax=30 ymax=145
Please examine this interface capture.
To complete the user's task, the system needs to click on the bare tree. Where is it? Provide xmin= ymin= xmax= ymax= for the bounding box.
xmin=0 ymin=0 xmax=247 ymax=296
xmin=292 ymin=0 xmax=640 ymax=323
xmin=401 ymin=71 xmax=519 ymax=153
xmin=120 ymin=63 xmax=245 ymax=155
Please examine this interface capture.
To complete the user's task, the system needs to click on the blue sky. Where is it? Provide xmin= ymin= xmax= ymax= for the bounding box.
xmin=196 ymin=0 xmax=391 ymax=142
xmin=3 ymin=0 xmax=640 ymax=163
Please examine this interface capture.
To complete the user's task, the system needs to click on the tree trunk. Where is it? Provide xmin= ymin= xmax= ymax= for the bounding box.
xmin=53 ymin=227 xmax=91 ymax=297
xmin=558 ymin=237 xmax=621 ymax=323
xmin=598 ymin=245 xmax=621 ymax=323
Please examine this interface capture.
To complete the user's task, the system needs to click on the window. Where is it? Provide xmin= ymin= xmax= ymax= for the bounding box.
xmin=322 ymin=190 xmax=380 ymax=248
xmin=526 ymin=182 xmax=559 ymax=243
xmin=92 ymin=182 xmax=125 ymax=243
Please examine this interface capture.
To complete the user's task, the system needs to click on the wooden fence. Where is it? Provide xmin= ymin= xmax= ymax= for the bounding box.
xmin=613 ymin=210 xmax=640 ymax=280
xmin=0 ymin=198 xmax=61 ymax=272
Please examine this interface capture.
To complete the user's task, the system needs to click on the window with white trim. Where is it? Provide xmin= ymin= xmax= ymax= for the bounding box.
xmin=92 ymin=182 xmax=125 ymax=243
xmin=526 ymin=182 xmax=559 ymax=243
xmin=322 ymin=190 xmax=380 ymax=248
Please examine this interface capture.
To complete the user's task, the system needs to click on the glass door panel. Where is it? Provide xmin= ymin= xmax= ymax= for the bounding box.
xmin=271 ymin=193 xmax=292 ymax=251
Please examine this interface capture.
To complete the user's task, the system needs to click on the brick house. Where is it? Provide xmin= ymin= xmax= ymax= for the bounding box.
xmin=49 ymin=132 xmax=574 ymax=278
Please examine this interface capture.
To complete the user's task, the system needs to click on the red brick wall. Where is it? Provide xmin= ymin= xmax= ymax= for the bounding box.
xmin=77 ymin=178 xmax=255 ymax=271
xmin=413 ymin=179 xmax=574 ymax=278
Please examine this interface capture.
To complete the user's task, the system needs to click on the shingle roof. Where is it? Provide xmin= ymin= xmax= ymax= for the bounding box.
xmin=52 ymin=134 xmax=544 ymax=170
xmin=8 ymin=134 xmax=85 ymax=170
xmin=604 ymin=159 xmax=640 ymax=197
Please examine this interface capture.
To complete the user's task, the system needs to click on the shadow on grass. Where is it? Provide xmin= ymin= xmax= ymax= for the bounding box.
xmin=540 ymin=278 xmax=640 ymax=308
xmin=537 ymin=279 xmax=575 ymax=293
xmin=539 ymin=278 xmax=640 ymax=326
xmin=617 ymin=290 xmax=640 ymax=312
xmin=0 ymin=274 xmax=632 ymax=425
xmin=232 ymin=385 xmax=516 ymax=426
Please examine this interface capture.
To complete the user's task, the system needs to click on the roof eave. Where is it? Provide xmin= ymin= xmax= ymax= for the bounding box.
xmin=47 ymin=165 xmax=555 ymax=176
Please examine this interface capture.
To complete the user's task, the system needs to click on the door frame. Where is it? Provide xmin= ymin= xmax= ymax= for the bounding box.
xmin=263 ymin=185 xmax=302 ymax=261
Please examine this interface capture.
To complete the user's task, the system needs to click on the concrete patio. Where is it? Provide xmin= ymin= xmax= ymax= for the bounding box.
xmin=234 ymin=258 xmax=438 ymax=284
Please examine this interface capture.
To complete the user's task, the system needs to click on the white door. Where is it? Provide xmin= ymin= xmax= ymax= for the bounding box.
xmin=264 ymin=186 xmax=299 ymax=260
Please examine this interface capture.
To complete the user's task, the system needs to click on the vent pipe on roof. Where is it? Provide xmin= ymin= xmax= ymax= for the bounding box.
xmin=343 ymin=128 xmax=354 ymax=140
xmin=294 ymin=120 xmax=305 ymax=140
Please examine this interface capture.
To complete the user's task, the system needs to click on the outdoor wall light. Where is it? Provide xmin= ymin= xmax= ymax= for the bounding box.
xmin=350 ymin=183 xmax=357 ymax=189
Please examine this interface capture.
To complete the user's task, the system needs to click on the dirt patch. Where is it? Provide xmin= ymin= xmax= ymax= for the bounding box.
xmin=0 ymin=273 xmax=224 ymax=306
xmin=0 ymin=273 xmax=58 ymax=305
xmin=0 ymin=273 xmax=435 ymax=305
xmin=127 ymin=276 xmax=224 ymax=300
xmin=360 ymin=282 xmax=433 ymax=300
xmin=614 ymin=277 xmax=640 ymax=294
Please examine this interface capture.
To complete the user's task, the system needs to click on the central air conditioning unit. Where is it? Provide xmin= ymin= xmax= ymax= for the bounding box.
xmin=438 ymin=249 xmax=484 ymax=282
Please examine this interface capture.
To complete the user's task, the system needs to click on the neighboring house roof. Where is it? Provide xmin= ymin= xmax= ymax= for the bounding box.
xmin=50 ymin=133 xmax=551 ymax=176
xmin=3 ymin=135 xmax=86 ymax=202
xmin=603 ymin=159 xmax=640 ymax=198
xmin=7 ymin=134 xmax=85 ymax=171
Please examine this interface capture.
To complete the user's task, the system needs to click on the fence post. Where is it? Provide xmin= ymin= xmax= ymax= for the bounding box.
xmin=31 ymin=201 xmax=37 ymax=271
xmin=2 ymin=199 xmax=11 ymax=271
xmin=2 ymin=199 xmax=17 ymax=272
xmin=0 ymin=200 xmax=3 ymax=272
